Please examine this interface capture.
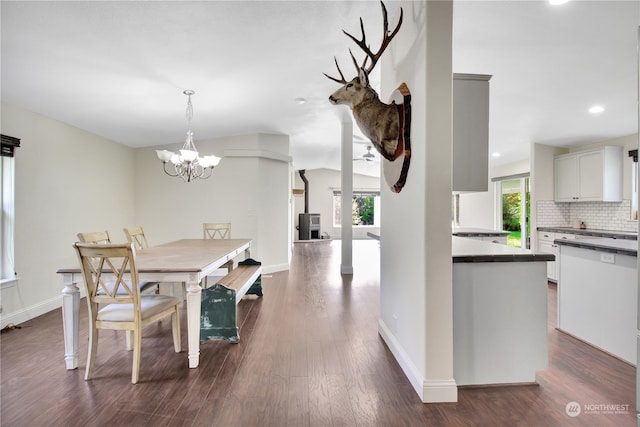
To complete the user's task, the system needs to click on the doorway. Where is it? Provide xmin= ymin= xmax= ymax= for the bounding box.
xmin=496 ymin=176 xmax=530 ymax=248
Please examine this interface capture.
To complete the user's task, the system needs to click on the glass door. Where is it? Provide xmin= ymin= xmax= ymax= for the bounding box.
xmin=497 ymin=177 xmax=530 ymax=248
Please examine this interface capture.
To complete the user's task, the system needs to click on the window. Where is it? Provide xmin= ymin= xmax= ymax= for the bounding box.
xmin=333 ymin=190 xmax=380 ymax=227
xmin=1 ymin=134 xmax=19 ymax=286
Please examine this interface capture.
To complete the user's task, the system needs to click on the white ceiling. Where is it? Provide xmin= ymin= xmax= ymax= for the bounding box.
xmin=2 ymin=1 xmax=638 ymax=178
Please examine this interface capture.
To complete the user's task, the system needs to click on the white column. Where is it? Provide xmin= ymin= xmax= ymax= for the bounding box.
xmin=341 ymin=120 xmax=353 ymax=275
xmin=377 ymin=0 xmax=456 ymax=403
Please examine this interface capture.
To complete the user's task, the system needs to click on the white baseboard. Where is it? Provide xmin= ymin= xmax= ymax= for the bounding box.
xmin=378 ymin=319 xmax=458 ymax=403
xmin=263 ymin=263 xmax=289 ymax=274
xmin=0 ymin=295 xmax=61 ymax=329
xmin=340 ymin=265 xmax=354 ymax=274
xmin=423 ymin=379 xmax=458 ymax=403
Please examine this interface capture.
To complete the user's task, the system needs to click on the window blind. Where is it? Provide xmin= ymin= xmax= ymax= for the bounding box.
xmin=1 ymin=134 xmax=20 ymax=158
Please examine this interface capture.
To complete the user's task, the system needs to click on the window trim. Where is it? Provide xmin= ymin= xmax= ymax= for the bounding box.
xmin=1 ymin=134 xmax=19 ymax=287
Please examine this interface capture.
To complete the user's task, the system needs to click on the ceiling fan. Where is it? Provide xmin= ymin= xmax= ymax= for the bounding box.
xmin=354 ymin=145 xmax=378 ymax=162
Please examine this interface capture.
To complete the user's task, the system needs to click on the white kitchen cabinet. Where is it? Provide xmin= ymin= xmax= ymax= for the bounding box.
xmin=452 ymin=237 xmax=549 ymax=385
xmin=537 ymin=231 xmax=577 ymax=281
xmin=538 ymin=232 xmax=556 ymax=280
xmin=554 ymin=146 xmax=623 ymax=202
xmin=557 ymin=242 xmax=637 ymax=364
xmin=452 ymin=73 xmax=491 ymax=192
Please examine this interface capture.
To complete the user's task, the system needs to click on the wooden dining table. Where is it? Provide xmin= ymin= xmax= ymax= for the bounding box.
xmin=56 ymin=238 xmax=252 ymax=370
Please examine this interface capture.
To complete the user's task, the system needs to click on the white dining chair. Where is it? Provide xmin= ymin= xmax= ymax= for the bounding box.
xmin=73 ymin=242 xmax=181 ymax=384
xmin=203 ymin=223 xmax=234 ymax=287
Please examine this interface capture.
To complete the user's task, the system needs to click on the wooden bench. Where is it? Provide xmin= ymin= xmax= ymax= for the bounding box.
xmin=200 ymin=258 xmax=262 ymax=343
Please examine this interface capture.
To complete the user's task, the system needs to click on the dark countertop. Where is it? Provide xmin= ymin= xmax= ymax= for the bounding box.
xmin=555 ymin=237 xmax=637 ymax=257
xmin=452 ymin=227 xmax=509 ymax=237
xmin=537 ymin=226 xmax=637 ymax=240
xmin=452 ymin=236 xmax=555 ymax=263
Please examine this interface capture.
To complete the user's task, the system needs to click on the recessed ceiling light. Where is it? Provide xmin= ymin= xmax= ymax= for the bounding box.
xmin=589 ymin=105 xmax=605 ymax=114
xmin=548 ymin=0 xmax=570 ymax=5
xmin=294 ymin=97 xmax=306 ymax=105
xmin=491 ymin=152 xmax=501 ymax=158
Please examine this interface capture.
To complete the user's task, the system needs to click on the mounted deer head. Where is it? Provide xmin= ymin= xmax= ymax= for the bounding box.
xmin=325 ymin=1 xmax=403 ymax=161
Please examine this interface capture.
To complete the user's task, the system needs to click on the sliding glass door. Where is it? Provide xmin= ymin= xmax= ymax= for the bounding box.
xmin=496 ymin=176 xmax=530 ymax=248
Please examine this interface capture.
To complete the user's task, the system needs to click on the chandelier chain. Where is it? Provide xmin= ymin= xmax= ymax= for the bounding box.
xmin=185 ymin=93 xmax=193 ymax=127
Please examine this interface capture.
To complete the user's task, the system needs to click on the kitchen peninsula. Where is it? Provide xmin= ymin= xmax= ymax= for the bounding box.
xmin=556 ymin=237 xmax=637 ymax=364
xmin=452 ymin=236 xmax=554 ymax=385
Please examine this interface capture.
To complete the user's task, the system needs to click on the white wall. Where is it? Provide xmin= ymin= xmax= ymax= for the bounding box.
xmin=292 ymin=168 xmax=380 ymax=240
xmin=1 ymin=102 xmax=136 ymax=327
xmin=530 ymin=143 xmax=567 ymax=249
xmin=456 ymin=159 xmax=530 ymax=230
xmin=133 ymin=133 xmax=292 ymax=273
xmin=378 ymin=0 xmax=456 ymax=402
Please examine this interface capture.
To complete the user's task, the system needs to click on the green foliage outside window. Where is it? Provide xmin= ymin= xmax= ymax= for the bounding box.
xmin=353 ymin=196 xmax=374 ymax=225
xmin=502 ymin=192 xmax=521 ymax=231
xmin=334 ymin=194 xmax=377 ymax=226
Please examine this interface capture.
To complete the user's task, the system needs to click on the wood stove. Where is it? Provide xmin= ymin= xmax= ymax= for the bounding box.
xmin=299 ymin=213 xmax=320 ymax=240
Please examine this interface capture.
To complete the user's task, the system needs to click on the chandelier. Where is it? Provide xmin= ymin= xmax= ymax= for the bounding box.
xmin=156 ymin=90 xmax=221 ymax=182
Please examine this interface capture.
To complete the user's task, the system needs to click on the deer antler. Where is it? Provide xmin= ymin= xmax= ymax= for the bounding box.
xmin=323 ymin=51 xmax=360 ymax=84
xmin=345 ymin=1 xmax=403 ymax=75
xmin=324 ymin=1 xmax=403 ymax=83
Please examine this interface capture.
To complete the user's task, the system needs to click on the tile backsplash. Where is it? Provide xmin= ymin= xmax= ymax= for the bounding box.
xmin=537 ymin=200 xmax=638 ymax=232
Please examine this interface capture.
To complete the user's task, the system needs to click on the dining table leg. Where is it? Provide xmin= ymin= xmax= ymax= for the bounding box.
xmin=61 ymin=274 xmax=80 ymax=370
xmin=185 ymin=274 xmax=202 ymax=368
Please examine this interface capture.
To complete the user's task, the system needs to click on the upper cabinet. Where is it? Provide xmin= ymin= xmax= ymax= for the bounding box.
xmin=452 ymin=73 xmax=492 ymax=192
xmin=554 ymin=146 xmax=623 ymax=202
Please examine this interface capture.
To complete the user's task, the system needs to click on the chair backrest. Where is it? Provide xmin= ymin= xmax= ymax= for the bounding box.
xmin=77 ymin=230 xmax=112 ymax=244
xmin=203 ymin=223 xmax=231 ymax=239
xmin=123 ymin=226 xmax=149 ymax=250
xmin=74 ymin=242 xmax=140 ymax=307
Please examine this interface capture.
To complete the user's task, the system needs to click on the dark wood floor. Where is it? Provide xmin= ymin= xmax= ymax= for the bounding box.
xmin=1 ymin=240 xmax=636 ymax=426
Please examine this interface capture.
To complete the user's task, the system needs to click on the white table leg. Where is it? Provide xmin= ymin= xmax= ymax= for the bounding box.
xmin=185 ymin=275 xmax=202 ymax=368
xmin=61 ymin=275 xmax=80 ymax=370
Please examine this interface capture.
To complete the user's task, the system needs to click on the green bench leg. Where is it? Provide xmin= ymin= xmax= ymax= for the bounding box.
xmin=240 ymin=258 xmax=263 ymax=297
xmin=200 ymin=258 xmax=263 ymax=343
xmin=200 ymin=284 xmax=239 ymax=343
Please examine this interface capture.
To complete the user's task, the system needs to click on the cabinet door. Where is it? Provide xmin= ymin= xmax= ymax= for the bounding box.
xmin=452 ymin=74 xmax=490 ymax=192
xmin=555 ymin=155 xmax=577 ymax=201
xmin=577 ymin=150 xmax=604 ymax=201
